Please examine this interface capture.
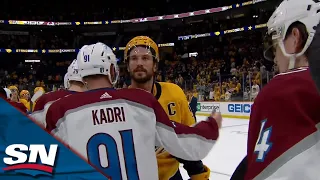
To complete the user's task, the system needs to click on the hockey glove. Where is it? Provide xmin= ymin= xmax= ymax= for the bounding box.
xmin=175 ymin=157 xmax=210 ymax=179
xmin=190 ymin=165 xmax=210 ymax=180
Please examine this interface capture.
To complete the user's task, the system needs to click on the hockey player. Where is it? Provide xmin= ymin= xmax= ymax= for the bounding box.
xmin=34 ymin=86 xmax=45 ymax=95
xmin=0 ymin=88 xmax=9 ymax=100
xmin=19 ymin=90 xmax=32 ymax=113
xmin=308 ymin=9 xmax=320 ymax=93
xmin=3 ymin=88 xmax=11 ymax=100
xmin=124 ymin=36 xmax=211 ymax=180
xmin=0 ymin=87 xmax=27 ymax=113
xmin=63 ymin=73 xmax=69 ymax=89
xmin=242 ymin=0 xmax=320 ymax=179
xmin=32 ymin=86 xmax=45 ymax=103
xmin=8 ymin=85 xmax=19 ymax=102
xmin=45 ymin=42 xmax=222 ymax=180
xmin=31 ymin=59 xmax=84 ymax=127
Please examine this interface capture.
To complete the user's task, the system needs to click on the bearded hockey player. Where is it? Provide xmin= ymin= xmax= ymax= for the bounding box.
xmin=31 ymin=59 xmax=84 ymax=127
xmin=242 ymin=0 xmax=320 ymax=179
xmin=125 ymin=36 xmax=211 ymax=180
xmin=45 ymin=42 xmax=222 ymax=180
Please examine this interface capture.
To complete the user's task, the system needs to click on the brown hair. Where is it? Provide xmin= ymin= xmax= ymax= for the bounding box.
xmin=285 ymin=21 xmax=309 ymax=54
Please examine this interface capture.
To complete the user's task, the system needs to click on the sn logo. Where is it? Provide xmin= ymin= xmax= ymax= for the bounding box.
xmin=3 ymin=144 xmax=58 ymax=175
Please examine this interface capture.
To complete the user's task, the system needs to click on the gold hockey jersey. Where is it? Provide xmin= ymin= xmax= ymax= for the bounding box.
xmin=152 ymin=82 xmax=196 ymax=180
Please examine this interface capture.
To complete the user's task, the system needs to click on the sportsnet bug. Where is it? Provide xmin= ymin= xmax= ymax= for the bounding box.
xmin=3 ymin=144 xmax=58 ymax=175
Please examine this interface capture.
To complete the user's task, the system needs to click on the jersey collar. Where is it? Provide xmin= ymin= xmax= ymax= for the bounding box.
xmin=153 ymin=82 xmax=162 ymax=100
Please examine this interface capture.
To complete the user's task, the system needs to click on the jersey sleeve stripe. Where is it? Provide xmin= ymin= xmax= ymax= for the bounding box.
xmin=33 ymin=90 xmax=70 ymax=112
xmin=46 ymin=89 xmax=156 ymax=131
xmin=156 ymin=116 xmax=219 ymax=141
xmin=153 ymin=97 xmax=219 ymax=160
xmin=152 ymin=97 xmax=219 ymax=141
xmin=156 ymin=122 xmax=217 ymax=160
xmin=254 ymin=123 xmax=320 ymax=180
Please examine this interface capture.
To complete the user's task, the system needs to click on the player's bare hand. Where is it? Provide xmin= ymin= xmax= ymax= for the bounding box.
xmin=210 ymin=112 xmax=222 ymax=129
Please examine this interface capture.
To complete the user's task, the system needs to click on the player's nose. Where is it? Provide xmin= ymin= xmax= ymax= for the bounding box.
xmin=135 ymin=57 xmax=146 ymax=65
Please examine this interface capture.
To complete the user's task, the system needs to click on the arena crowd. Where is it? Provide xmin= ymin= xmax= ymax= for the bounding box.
xmin=0 ymin=0 xmax=277 ymax=105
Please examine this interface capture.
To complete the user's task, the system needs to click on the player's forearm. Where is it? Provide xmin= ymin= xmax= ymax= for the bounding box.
xmin=155 ymin=117 xmax=219 ymax=161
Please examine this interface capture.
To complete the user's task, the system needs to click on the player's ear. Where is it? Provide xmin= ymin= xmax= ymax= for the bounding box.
xmin=153 ymin=62 xmax=157 ymax=73
xmin=110 ymin=64 xmax=115 ymax=79
xmin=292 ymin=27 xmax=301 ymax=53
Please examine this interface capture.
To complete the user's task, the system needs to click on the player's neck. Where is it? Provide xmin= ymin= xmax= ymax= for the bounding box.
xmin=86 ymin=79 xmax=113 ymax=91
xmin=295 ymin=56 xmax=309 ymax=68
xmin=131 ymin=80 xmax=154 ymax=93
xmin=68 ymin=85 xmax=83 ymax=92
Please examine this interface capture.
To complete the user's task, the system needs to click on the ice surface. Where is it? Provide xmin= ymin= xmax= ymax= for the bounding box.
xmin=180 ymin=116 xmax=249 ymax=180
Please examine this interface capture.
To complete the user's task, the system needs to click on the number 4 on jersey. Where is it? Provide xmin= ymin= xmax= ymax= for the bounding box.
xmin=254 ymin=119 xmax=273 ymax=162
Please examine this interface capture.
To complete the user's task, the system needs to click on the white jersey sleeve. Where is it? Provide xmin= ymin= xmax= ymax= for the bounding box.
xmin=152 ymin=98 xmax=219 ymax=161
xmin=31 ymin=90 xmax=72 ymax=128
xmin=30 ymin=101 xmax=54 ymax=127
xmin=45 ymin=89 xmax=219 ymax=180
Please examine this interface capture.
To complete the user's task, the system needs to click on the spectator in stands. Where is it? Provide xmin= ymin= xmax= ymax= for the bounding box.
xmin=225 ymin=89 xmax=232 ymax=101
xmin=250 ymin=80 xmax=260 ymax=101
xmin=0 ymin=3 xmax=276 ymax=103
xmin=243 ymin=87 xmax=250 ymax=101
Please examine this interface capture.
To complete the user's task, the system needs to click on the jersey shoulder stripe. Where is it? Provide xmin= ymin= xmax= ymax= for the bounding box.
xmin=46 ymin=88 xmax=156 ymax=129
xmin=274 ymin=67 xmax=308 ymax=78
xmin=33 ymin=90 xmax=72 ymax=112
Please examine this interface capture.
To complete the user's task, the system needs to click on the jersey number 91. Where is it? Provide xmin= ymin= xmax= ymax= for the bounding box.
xmin=86 ymin=129 xmax=139 ymax=180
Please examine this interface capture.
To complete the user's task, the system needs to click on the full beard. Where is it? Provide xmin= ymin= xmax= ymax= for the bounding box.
xmin=130 ymin=71 xmax=154 ymax=84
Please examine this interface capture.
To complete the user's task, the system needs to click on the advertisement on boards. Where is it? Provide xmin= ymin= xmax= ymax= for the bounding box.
xmin=227 ymin=103 xmax=252 ymax=114
xmin=197 ymin=102 xmax=220 ymax=112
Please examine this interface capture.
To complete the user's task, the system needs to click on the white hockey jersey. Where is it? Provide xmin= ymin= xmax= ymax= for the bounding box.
xmin=31 ymin=90 xmax=75 ymax=127
xmin=46 ymin=88 xmax=219 ymax=180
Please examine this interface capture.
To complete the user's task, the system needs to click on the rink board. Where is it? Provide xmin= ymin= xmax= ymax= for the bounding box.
xmin=196 ymin=101 xmax=253 ymax=119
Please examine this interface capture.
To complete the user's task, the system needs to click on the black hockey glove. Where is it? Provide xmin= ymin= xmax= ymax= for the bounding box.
xmin=175 ymin=157 xmax=206 ymax=176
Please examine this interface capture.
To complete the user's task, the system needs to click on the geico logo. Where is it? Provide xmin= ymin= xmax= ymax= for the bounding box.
xmin=228 ymin=104 xmax=252 ymax=113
